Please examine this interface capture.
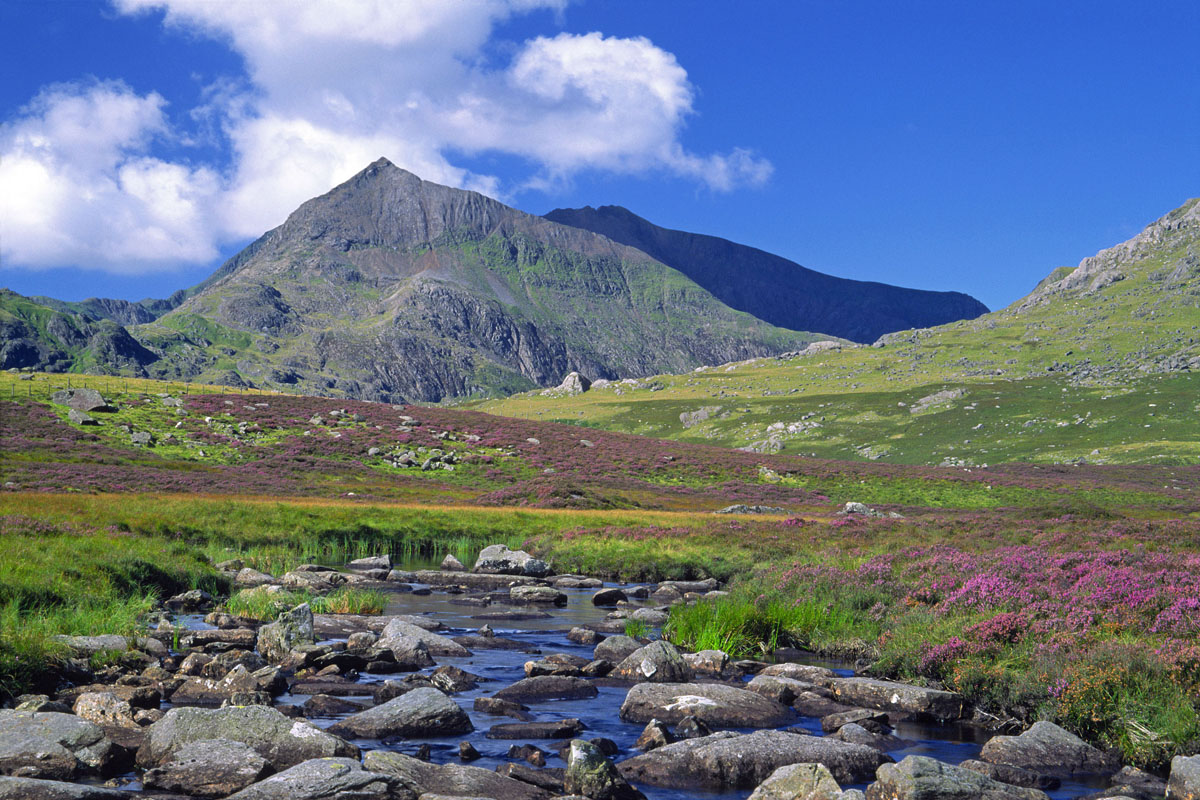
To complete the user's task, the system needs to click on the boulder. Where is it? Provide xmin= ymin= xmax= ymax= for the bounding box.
xmin=619 ymin=682 xmax=794 ymax=728
xmin=441 ymin=554 xmax=466 ymax=571
xmin=592 ymin=588 xmax=627 ymax=606
xmin=866 ymin=755 xmax=1050 ymax=800
xmin=635 ymin=720 xmax=672 ymax=751
xmin=328 ymin=687 xmax=472 ymax=739
xmin=67 ymin=409 xmax=97 ymax=425
xmin=48 ymin=635 xmax=130 ymax=657
xmin=683 ymin=649 xmax=729 ymax=676
xmin=593 ymin=636 xmax=642 ymax=664
xmin=377 ymin=618 xmax=471 ymax=658
xmin=494 ymin=676 xmax=598 ymax=703
xmin=748 ymin=674 xmax=817 ymax=705
xmin=486 ymin=719 xmax=585 ymax=740
xmin=613 ymin=641 xmax=693 ymax=683
xmin=980 ymin=721 xmax=1118 ymax=777
xmin=256 ymin=603 xmax=314 ymax=663
xmin=168 ymin=664 xmax=283 ymax=706
xmin=50 ymin=388 xmax=113 ymax=412
xmin=72 ymin=693 xmax=138 ymax=730
xmin=235 ymin=568 xmax=275 ymax=588
xmin=0 ymin=777 xmax=129 ymax=799
xmin=473 ymin=545 xmax=552 ymax=578
xmin=829 ymin=678 xmax=963 ymax=721
xmin=364 ymin=750 xmax=552 ymax=800
xmin=748 ymin=762 xmax=844 ymax=800
xmin=564 ymin=739 xmax=645 ymax=800
xmin=226 ymin=757 xmax=411 ymax=800
xmin=137 ymin=705 xmax=357 ymax=771
xmin=617 ymin=730 xmax=887 ymax=790
xmin=348 ymin=555 xmax=392 ymax=570
xmin=958 ymin=760 xmax=1060 ymax=791
xmin=556 ymin=372 xmax=592 ymax=394
xmin=629 ymin=607 xmax=669 ymax=626
xmin=1169 ymin=755 xmax=1200 ymax=800
xmin=142 ymin=738 xmax=269 ymax=797
xmin=760 ymin=663 xmax=837 ymax=685
xmin=509 ymin=586 xmax=568 ymax=606
xmin=0 ymin=711 xmax=117 ymax=778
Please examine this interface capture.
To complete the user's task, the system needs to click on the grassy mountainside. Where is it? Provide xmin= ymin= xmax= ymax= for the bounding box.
xmin=476 ymin=199 xmax=1200 ymax=465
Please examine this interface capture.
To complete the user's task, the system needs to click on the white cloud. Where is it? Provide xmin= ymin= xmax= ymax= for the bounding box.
xmin=2 ymin=1 xmax=771 ymax=272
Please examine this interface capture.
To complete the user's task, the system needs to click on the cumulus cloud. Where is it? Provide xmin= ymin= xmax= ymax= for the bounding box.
xmin=2 ymin=1 xmax=771 ymax=272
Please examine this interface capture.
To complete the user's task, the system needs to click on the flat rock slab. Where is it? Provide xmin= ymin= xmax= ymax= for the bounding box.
xmin=617 ymin=730 xmax=887 ymax=789
xmin=830 ymin=678 xmax=963 ymax=721
xmin=494 ymin=676 xmax=598 ymax=703
xmin=485 ymin=719 xmax=585 ymax=739
xmin=0 ymin=711 xmax=115 ymax=777
xmin=364 ymin=750 xmax=552 ymax=800
xmin=142 ymin=738 xmax=269 ymax=797
xmin=866 ymin=754 xmax=1050 ymax=800
xmin=377 ymin=618 xmax=471 ymax=658
xmin=453 ymin=635 xmax=541 ymax=653
xmin=980 ymin=721 xmax=1118 ymax=777
xmin=405 ymin=570 xmax=543 ymax=588
xmin=226 ymin=757 xmax=407 ymax=800
xmin=619 ymin=682 xmax=794 ymax=728
xmin=328 ymin=687 xmax=472 ymax=739
xmin=0 ymin=777 xmax=131 ymax=799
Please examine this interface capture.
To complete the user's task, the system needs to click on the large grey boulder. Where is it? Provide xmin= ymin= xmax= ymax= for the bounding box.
xmin=473 ymin=545 xmax=552 ymax=578
xmin=377 ymin=617 xmax=471 ymax=658
xmin=142 ymin=738 xmax=269 ymax=797
xmin=748 ymin=762 xmax=843 ymax=800
xmin=137 ymin=705 xmax=357 ymax=771
xmin=328 ymin=687 xmax=472 ymax=739
xmin=594 ymin=636 xmax=642 ymax=664
xmin=0 ymin=711 xmax=116 ymax=778
xmin=1169 ymin=754 xmax=1200 ymax=800
xmin=364 ymin=750 xmax=552 ymax=800
xmin=72 ymin=693 xmax=137 ymax=730
xmin=865 ymin=755 xmax=1050 ymax=800
xmin=50 ymin=388 xmax=113 ymax=412
xmin=509 ymin=585 xmax=568 ymax=606
xmin=564 ymin=738 xmax=645 ymax=800
xmin=617 ymin=730 xmax=888 ymax=790
xmin=168 ymin=664 xmax=282 ymax=706
xmin=226 ymin=757 xmax=412 ymax=800
xmin=494 ymin=676 xmax=598 ymax=703
xmin=613 ymin=641 xmax=693 ymax=683
xmin=256 ymin=603 xmax=315 ymax=663
xmin=980 ymin=721 xmax=1117 ymax=777
xmin=619 ymin=682 xmax=794 ymax=728
xmin=760 ymin=663 xmax=838 ymax=685
xmin=0 ymin=777 xmax=129 ymax=799
xmin=829 ymin=678 xmax=962 ymax=721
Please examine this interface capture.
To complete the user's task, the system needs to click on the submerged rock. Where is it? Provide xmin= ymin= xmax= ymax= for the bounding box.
xmin=495 ymin=676 xmax=598 ymax=703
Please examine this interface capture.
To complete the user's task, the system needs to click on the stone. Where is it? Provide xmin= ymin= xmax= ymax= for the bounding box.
xmin=509 ymin=585 xmax=568 ymax=606
xmin=441 ymin=554 xmax=466 ymax=571
xmin=301 ymin=695 xmax=365 ymax=716
xmin=0 ymin=711 xmax=117 ymax=778
xmin=593 ymin=636 xmax=642 ymax=664
xmin=564 ymin=738 xmax=646 ymax=800
xmin=866 ymin=755 xmax=1050 ymax=800
xmin=226 ymin=757 xmax=411 ymax=800
xmin=592 ymin=588 xmax=627 ymax=606
xmin=328 ymin=687 xmax=473 ymax=739
xmin=235 ymin=568 xmax=275 ymax=587
xmin=137 ymin=705 xmax=357 ymax=771
xmin=629 ymin=607 xmax=669 ymax=626
xmin=613 ymin=641 xmax=693 ymax=683
xmin=760 ymin=663 xmax=837 ymax=685
xmin=821 ymin=709 xmax=892 ymax=734
xmin=494 ymin=676 xmax=598 ymax=703
xmin=568 ymin=627 xmax=603 ymax=645
xmin=431 ymin=665 xmax=481 ymax=693
xmin=683 ymin=649 xmax=729 ymax=676
xmin=618 ymin=730 xmax=887 ymax=790
xmin=459 ymin=741 xmax=481 ymax=761
xmin=130 ymin=431 xmax=154 ymax=446
xmin=474 ymin=697 xmax=533 ymax=721
xmin=255 ymin=603 xmax=315 ymax=663
xmin=829 ymin=678 xmax=963 ymax=721
xmin=67 ymin=409 xmax=97 ymax=425
xmin=72 ymin=693 xmax=138 ymax=730
xmin=748 ymin=762 xmax=844 ymax=800
xmin=1168 ymin=755 xmax=1200 ymax=800
xmin=486 ymin=719 xmax=585 ymax=740
xmin=48 ymin=635 xmax=130 ymax=657
xmin=635 ymin=719 xmax=672 ymax=751
xmin=377 ymin=617 xmax=471 ymax=658
xmin=50 ymin=388 xmax=113 ymax=413
xmin=473 ymin=545 xmax=553 ymax=578
xmin=348 ymin=554 xmax=392 ymax=570
xmin=748 ymin=674 xmax=817 ymax=705
xmin=142 ymin=738 xmax=269 ymax=797
xmin=958 ymin=760 xmax=1060 ymax=791
xmin=364 ymin=750 xmax=552 ymax=800
xmin=674 ymin=715 xmax=711 ymax=740
xmin=619 ymin=682 xmax=794 ymax=728
xmin=0 ymin=777 xmax=128 ymax=799
xmin=980 ymin=721 xmax=1118 ymax=777
xmin=165 ymin=589 xmax=213 ymax=611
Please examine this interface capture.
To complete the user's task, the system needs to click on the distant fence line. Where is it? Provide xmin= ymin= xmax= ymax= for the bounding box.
xmin=4 ymin=372 xmax=283 ymax=401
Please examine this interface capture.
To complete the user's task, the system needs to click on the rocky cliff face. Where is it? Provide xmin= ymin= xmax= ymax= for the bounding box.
xmin=0 ymin=290 xmax=157 ymax=374
xmin=544 ymin=205 xmax=989 ymax=343
xmin=133 ymin=159 xmax=824 ymax=401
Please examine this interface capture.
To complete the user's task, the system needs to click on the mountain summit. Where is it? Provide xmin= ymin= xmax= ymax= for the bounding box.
xmin=544 ymin=205 xmax=989 ymax=342
xmin=129 ymin=159 xmax=825 ymax=401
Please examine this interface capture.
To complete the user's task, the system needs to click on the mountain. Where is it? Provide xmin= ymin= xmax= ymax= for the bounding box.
xmin=544 ymin=205 xmax=989 ymax=343
xmin=480 ymin=198 xmax=1200 ymax=465
xmin=123 ymin=159 xmax=826 ymax=401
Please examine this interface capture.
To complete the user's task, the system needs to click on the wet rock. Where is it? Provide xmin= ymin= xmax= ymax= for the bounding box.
xmin=431 ymin=665 xmax=482 ymax=693
xmin=473 ymin=545 xmax=552 ymax=578
xmin=629 ymin=607 xmax=670 ymax=626
xmin=137 ymin=705 xmax=357 ymax=771
xmin=255 ymin=603 xmax=315 ymax=663
xmin=348 ymin=555 xmax=391 ymax=570
xmin=582 ymin=660 xmax=614 ymax=678
xmin=377 ymin=618 xmax=471 ymax=658
xmin=684 ymin=649 xmax=730 ymax=676
xmin=619 ymin=682 xmax=794 ymax=728
xmin=72 ymin=693 xmax=137 ymax=730
xmin=564 ymin=738 xmax=646 ymax=800
xmin=328 ymin=687 xmax=472 ymax=739
xmin=142 ymin=738 xmax=269 ymax=797
xmin=525 ymin=656 xmax=584 ymax=678
xmin=0 ymin=711 xmax=117 ymax=778
xmin=454 ymin=634 xmax=539 ymax=653
xmin=441 ymin=554 xmax=465 ymax=571
xmin=613 ymin=641 xmax=692 ymax=683
xmin=980 ymin=721 xmax=1118 ymax=777
xmin=829 ymin=678 xmax=963 ymax=721
xmin=226 ymin=757 xmax=410 ymax=800
xmin=474 ymin=697 xmax=533 ymax=721
xmin=618 ymin=730 xmax=887 ymax=790
xmin=821 ymin=709 xmax=892 ymax=734
xmin=593 ymin=636 xmax=641 ymax=664
xmin=364 ymin=750 xmax=552 ymax=800
xmin=459 ymin=741 xmax=481 ymax=761
xmin=592 ymin=588 xmax=626 ymax=606
xmin=635 ymin=719 xmax=672 ymax=751
xmin=748 ymin=762 xmax=844 ymax=800
xmin=568 ymin=628 xmax=604 ymax=646
xmin=958 ymin=760 xmax=1061 ymax=791
xmin=0 ymin=777 xmax=129 ymax=799
xmin=510 ymin=743 xmax=548 ymax=766
xmin=383 ymin=635 xmax=436 ymax=671
xmin=748 ymin=674 xmax=817 ymax=705
xmin=495 ymin=762 xmax=565 ymax=793
xmin=866 ymin=754 xmax=1050 ymax=800
xmin=486 ymin=719 xmax=585 ymax=740
xmin=509 ymin=586 xmax=568 ymax=606
xmin=834 ymin=723 xmax=905 ymax=751
xmin=674 ymin=715 xmax=712 ymax=740
xmin=301 ymin=694 xmax=365 ymax=716
xmin=473 ymin=610 xmax=554 ymax=622
xmin=494 ymin=676 xmax=598 ymax=703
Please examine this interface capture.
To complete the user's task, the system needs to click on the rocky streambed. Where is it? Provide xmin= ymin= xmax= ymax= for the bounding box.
xmin=1 ymin=546 xmax=1195 ymax=800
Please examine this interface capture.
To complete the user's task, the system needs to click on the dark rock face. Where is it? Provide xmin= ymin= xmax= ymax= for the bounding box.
xmin=545 ymin=205 xmax=989 ymax=343
xmin=0 ymin=290 xmax=156 ymax=374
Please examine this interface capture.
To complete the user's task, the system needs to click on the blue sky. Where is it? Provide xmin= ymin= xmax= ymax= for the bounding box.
xmin=1 ymin=1 xmax=1197 ymax=312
